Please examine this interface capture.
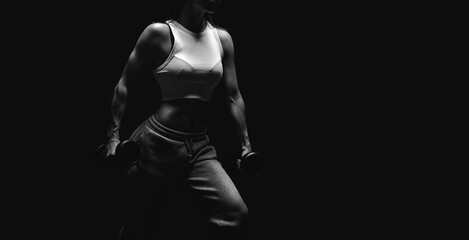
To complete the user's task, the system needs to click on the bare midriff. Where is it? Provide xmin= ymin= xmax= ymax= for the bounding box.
xmin=154 ymin=99 xmax=210 ymax=133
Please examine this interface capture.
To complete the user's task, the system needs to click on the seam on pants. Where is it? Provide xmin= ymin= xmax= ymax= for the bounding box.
xmin=184 ymin=138 xmax=194 ymax=158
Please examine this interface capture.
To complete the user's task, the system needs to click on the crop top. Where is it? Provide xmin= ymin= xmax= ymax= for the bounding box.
xmin=153 ymin=19 xmax=224 ymax=101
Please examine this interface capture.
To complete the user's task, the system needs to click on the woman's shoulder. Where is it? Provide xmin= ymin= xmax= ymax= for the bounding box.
xmin=213 ymin=25 xmax=230 ymax=38
xmin=142 ymin=21 xmax=171 ymax=37
xmin=134 ymin=21 xmax=171 ymax=47
xmin=213 ymin=26 xmax=233 ymax=44
xmin=213 ymin=26 xmax=234 ymax=54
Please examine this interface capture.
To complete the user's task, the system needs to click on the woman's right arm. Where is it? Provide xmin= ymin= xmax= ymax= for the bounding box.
xmin=105 ymin=23 xmax=169 ymax=156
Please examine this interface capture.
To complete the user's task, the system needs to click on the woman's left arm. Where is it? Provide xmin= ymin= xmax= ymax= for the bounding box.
xmin=217 ymin=28 xmax=252 ymax=157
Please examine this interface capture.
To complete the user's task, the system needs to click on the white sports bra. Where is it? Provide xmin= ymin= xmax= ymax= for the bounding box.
xmin=153 ymin=19 xmax=224 ymax=101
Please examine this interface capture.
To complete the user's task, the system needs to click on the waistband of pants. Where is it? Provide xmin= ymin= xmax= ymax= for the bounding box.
xmin=148 ymin=114 xmax=207 ymax=141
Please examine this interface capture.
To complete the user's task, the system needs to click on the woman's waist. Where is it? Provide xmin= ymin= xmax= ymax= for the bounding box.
xmin=154 ymin=99 xmax=209 ymax=133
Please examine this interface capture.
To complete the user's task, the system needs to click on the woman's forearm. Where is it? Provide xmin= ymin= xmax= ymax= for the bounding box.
xmin=107 ymin=81 xmax=128 ymax=141
xmin=228 ymin=96 xmax=252 ymax=154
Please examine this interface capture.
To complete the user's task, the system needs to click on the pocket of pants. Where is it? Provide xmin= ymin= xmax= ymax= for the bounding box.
xmin=129 ymin=121 xmax=148 ymax=141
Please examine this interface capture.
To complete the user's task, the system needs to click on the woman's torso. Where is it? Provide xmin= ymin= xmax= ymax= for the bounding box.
xmin=150 ymin=20 xmax=223 ymax=133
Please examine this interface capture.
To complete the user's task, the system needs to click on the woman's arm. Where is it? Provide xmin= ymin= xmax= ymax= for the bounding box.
xmin=106 ymin=23 xmax=169 ymax=155
xmin=217 ymin=28 xmax=252 ymax=157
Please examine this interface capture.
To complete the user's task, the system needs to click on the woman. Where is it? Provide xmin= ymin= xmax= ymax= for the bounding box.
xmin=103 ymin=0 xmax=254 ymax=239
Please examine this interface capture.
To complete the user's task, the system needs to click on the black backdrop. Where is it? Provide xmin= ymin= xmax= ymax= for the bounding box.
xmin=7 ymin=2 xmax=303 ymax=239
xmin=5 ymin=1 xmax=416 ymax=239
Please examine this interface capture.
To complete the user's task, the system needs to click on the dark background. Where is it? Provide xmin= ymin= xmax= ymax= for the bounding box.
xmin=5 ymin=1 xmax=429 ymax=239
xmin=7 ymin=1 xmax=306 ymax=239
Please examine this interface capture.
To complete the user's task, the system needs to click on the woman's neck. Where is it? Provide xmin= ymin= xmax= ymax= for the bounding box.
xmin=176 ymin=4 xmax=207 ymax=33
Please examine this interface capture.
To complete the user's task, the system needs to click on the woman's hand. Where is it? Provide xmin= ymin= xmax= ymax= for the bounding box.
xmin=105 ymin=138 xmax=121 ymax=157
xmin=236 ymin=150 xmax=265 ymax=177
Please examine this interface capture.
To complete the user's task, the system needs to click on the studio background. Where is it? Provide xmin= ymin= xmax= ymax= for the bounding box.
xmin=7 ymin=1 xmax=306 ymax=240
